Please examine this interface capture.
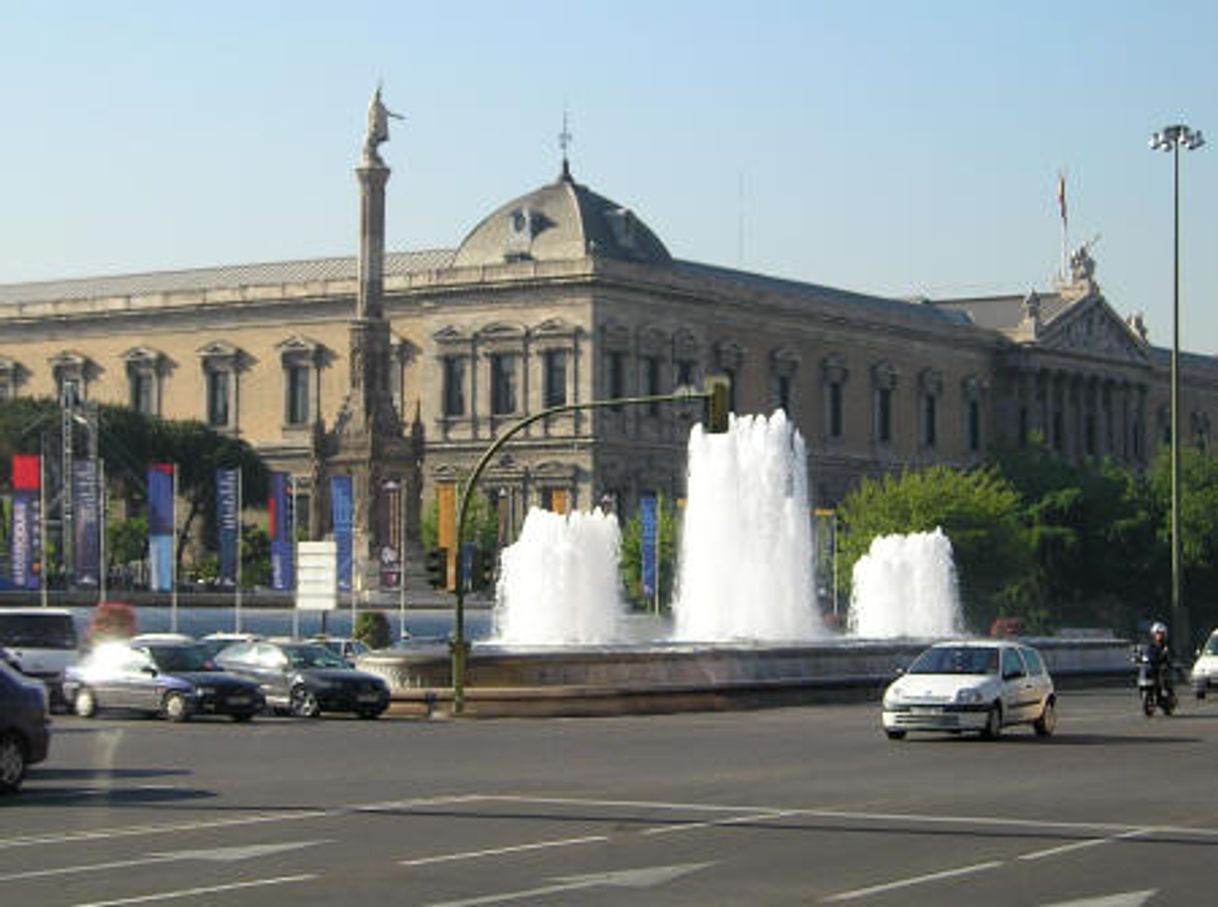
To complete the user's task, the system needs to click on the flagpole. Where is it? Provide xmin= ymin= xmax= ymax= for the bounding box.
xmin=98 ymin=459 xmax=107 ymax=606
xmin=39 ymin=442 xmax=48 ymax=609
xmin=235 ymin=468 xmax=243 ymax=634
xmin=1058 ymin=170 xmax=1069 ymax=281
xmin=171 ymin=463 xmax=179 ymax=633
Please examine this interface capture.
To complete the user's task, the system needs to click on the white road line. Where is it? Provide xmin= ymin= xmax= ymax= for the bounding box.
xmin=70 ymin=873 xmax=319 ymax=907
xmin=399 ymin=834 xmax=609 ymax=866
xmin=479 ymin=793 xmax=759 ymax=813
xmin=642 ymin=809 xmax=801 ymax=836
xmin=822 ymin=860 xmax=1005 ymax=902
xmin=1018 ymin=829 xmax=1149 ymax=861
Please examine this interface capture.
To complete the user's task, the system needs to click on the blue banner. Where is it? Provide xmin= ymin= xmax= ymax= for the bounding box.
xmin=148 ymin=464 xmax=174 ymax=592
xmin=216 ymin=468 xmax=240 ymax=586
xmin=11 ymin=491 xmax=39 ymax=590
xmin=269 ymin=472 xmax=294 ymax=591
xmin=73 ymin=460 xmax=100 ymax=588
xmin=640 ymin=494 xmax=658 ymax=601
xmin=330 ymin=475 xmax=353 ymax=593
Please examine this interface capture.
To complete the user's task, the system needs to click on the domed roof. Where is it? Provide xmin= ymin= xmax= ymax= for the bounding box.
xmin=453 ymin=164 xmax=671 ymax=268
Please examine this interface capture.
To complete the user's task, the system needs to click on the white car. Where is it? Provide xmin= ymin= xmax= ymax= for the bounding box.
xmin=882 ymin=640 xmax=1056 ymax=740
xmin=1190 ymin=628 xmax=1218 ymax=698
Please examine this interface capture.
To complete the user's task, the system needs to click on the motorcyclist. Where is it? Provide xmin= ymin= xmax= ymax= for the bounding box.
xmin=1146 ymin=621 xmax=1174 ymax=694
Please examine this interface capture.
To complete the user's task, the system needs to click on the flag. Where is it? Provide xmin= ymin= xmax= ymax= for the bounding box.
xmin=268 ymin=472 xmax=294 ymax=591
xmin=11 ymin=455 xmax=41 ymax=590
xmin=1056 ymin=170 xmax=1067 ymax=226
xmin=216 ymin=468 xmax=240 ymax=586
xmin=330 ymin=475 xmax=354 ymax=593
xmin=148 ymin=463 xmax=174 ymax=592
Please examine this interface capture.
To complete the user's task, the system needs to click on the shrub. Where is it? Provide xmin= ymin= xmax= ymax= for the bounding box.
xmin=353 ymin=610 xmax=391 ymax=649
xmin=87 ymin=601 xmax=138 ymax=646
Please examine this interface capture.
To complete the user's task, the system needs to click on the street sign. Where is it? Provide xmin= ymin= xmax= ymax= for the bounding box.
xmin=296 ymin=540 xmax=337 ymax=611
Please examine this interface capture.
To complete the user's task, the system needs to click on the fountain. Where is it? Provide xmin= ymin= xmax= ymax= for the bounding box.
xmin=848 ymin=528 xmax=963 ymax=639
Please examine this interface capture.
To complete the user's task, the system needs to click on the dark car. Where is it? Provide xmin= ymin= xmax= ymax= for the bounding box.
xmin=65 ymin=640 xmax=265 ymax=722
xmin=0 ymin=658 xmax=52 ymax=793
xmin=216 ymin=640 xmax=390 ymax=718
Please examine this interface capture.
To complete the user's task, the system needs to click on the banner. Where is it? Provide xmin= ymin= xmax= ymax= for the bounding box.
xmin=216 ymin=468 xmax=240 ymax=587
xmin=148 ymin=463 xmax=174 ymax=592
xmin=640 ymin=494 xmax=658 ymax=601
xmin=11 ymin=455 xmax=41 ymax=590
xmin=330 ymin=475 xmax=353 ymax=593
xmin=269 ymin=472 xmax=294 ymax=591
xmin=73 ymin=460 xmax=100 ymax=588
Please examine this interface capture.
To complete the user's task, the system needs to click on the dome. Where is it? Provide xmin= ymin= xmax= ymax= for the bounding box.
xmin=453 ymin=164 xmax=671 ymax=268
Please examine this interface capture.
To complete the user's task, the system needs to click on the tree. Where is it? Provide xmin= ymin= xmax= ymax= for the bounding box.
xmin=837 ymin=466 xmax=1033 ymax=633
xmin=354 ymin=610 xmax=391 ymax=649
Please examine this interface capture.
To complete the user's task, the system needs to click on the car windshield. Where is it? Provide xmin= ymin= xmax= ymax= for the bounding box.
xmin=0 ymin=613 xmax=77 ymax=649
xmin=282 ymin=644 xmax=349 ymax=669
xmin=908 ymin=646 xmax=999 ymax=675
xmin=146 ymin=644 xmax=215 ymax=673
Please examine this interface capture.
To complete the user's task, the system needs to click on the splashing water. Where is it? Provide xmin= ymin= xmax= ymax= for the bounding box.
xmin=671 ymin=410 xmax=825 ymax=642
xmin=848 ymin=527 xmax=962 ymax=638
xmin=491 ymin=507 xmax=627 ymax=645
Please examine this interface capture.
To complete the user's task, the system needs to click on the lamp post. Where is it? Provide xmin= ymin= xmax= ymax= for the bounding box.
xmin=1150 ymin=122 xmax=1205 ymax=650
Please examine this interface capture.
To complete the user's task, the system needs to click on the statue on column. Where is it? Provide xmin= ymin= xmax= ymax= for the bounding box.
xmin=363 ymin=85 xmax=404 ymax=165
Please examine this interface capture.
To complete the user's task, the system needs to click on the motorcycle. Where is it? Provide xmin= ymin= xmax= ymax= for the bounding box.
xmin=1135 ymin=648 xmax=1178 ymax=717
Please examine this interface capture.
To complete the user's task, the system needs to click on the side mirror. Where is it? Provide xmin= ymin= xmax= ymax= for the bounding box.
xmin=142 ymin=666 xmax=158 ymax=677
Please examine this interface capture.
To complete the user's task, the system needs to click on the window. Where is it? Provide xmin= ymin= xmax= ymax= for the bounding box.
xmin=1018 ymin=406 xmax=1028 ymax=446
xmin=877 ymin=388 xmax=892 ymax=443
xmin=829 ymin=383 xmax=843 ymax=438
xmin=969 ymin=400 xmax=982 ymax=452
xmin=543 ymin=350 xmax=567 ymax=408
xmin=643 ymin=356 xmax=661 ymax=415
xmin=724 ymin=368 xmax=737 ymax=413
xmin=490 ymin=353 xmax=517 ymax=415
xmin=0 ymin=358 xmax=23 ymax=401
xmin=131 ymin=372 xmax=155 ymax=415
xmin=442 ymin=356 xmax=465 ymax=417
xmin=286 ymin=364 xmax=310 ymax=426
xmin=608 ymin=351 xmax=626 ymax=410
xmin=772 ymin=373 xmax=791 ymax=414
xmin=924 ymin=394 xmax=937 ymax=447
xmin=207 ymin=369 xmax=230 ymax=427
xmin=1084 ymin=412 xmax=1096 ymax=457
xmin=675 ymin=359 xmax=696 ymax=389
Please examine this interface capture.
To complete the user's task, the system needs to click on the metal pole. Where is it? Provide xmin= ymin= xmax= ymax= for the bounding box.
xmin=39 ymin=439 xmax=47 ymax=609
xmin=235 ymin=468 xmax=243 ymax=633
xmin=399 ymin=483 xmax=407 ymax=643
xmin=1170 ymin=138 xmax=1185 ymax=650
xmin=98 ymin=459 xmax=106 ymax=605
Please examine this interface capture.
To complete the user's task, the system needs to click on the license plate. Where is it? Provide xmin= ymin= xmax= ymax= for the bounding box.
xmin=910 ymin=707 xmax=941 ymax=716
xmin=356 ymin=692 xmax=381 ymax=703
xmin=227 ymin=696 xmax=251 ymax=706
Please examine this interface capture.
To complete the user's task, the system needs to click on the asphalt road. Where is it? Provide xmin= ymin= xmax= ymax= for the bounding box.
xmin=5 ymin=688 xmax=1217 ymax=906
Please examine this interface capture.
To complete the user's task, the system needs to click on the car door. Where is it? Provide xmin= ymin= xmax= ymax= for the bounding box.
xmin=1018 ymin=646 xmax=1052 ymax=712
xmin=125 ymin=649 xmax=164 ymax=712
xmin=999 ymin=647 xmax=1036 ymax=722
xmin=254 ymin=644 xmax=291 ymax=702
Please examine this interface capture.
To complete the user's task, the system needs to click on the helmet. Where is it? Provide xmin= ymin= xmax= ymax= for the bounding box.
xmin=1150 ymin=621 xmax=1168 ymax=637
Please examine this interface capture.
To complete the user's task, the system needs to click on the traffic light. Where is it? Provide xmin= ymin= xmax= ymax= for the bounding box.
xmin=705 ymin=375 xmax=730 ymax=433
xmin=425 ymin=547 xmax=448 ymax=589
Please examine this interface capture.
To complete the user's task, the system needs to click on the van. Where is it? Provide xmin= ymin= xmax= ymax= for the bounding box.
xmin=0 ymin=608 xmax=79 ymax=708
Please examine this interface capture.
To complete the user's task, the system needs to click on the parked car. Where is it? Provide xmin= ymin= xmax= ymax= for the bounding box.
xmin=198 ymin=632 xmax=262 ymax=661
xmin=881 ymin=640 xmax=1057 ymax=740
xmin=0 ymin=608 xmax=79 ymax=709
xmin=1190 ymin=628 xmax=1218 ymax=699
xmin=216 ymin=640 xmax=390 ymax=718
xmin=65 ymin=640 xmax=265 ymax=722
xmin=0 ymin=657 xmax=51 ymax=793
xmin=311 ymin=635 xmax=371 ymax=662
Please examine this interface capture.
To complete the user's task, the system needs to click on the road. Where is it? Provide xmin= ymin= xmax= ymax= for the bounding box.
xmin=5 ymin=688 xmax=1216 ymax=906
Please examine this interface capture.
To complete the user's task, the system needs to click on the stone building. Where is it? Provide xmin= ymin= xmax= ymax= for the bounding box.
xmin=1 ymin=150 xmax=1216 ymax=584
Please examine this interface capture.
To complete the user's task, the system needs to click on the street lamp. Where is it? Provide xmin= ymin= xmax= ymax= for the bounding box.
xmin=1149 ymin=123 xmax=1205 ymax=650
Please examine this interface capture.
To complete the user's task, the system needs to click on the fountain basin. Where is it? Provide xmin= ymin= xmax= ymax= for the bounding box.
xmin=358 ymin=637 xmax=1134 ymax=718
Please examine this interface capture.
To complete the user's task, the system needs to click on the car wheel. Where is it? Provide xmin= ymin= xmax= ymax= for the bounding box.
xmin=1196 ymin=688 xmax=1206 ymax=700
xmin=231 ymin=711 xmax=255 ymax=723
xmin=981 ymin=704 xmax=1003 ymax=740
xmin=74 ymin=686 xmax=98 ymax=718
xmin=356 ymin=707 xmax=383 ymax=720
xmin=1141 ymin=690 xmax=1156 ymax=717
xmin=290 ymin=686 xmax=321 ymax=719
xmin=0 ymin=732 xmax=26 ymax=794
xmin=884 ymin=729 xmax=906 ymax=741
xmin=1033 ymin=698 xmax=1056 ymax=737
xmin=163 ymin=691 xmax=190 ymax=723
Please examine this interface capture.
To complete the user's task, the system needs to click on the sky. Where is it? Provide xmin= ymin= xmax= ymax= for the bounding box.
xmin=2 ymin=1 xmax=1216 ymax=352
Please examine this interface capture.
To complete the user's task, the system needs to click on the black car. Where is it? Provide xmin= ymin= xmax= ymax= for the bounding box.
xmin=0 ymin=658 xmax=51 ymax=793
xmin=65 ymin=640 xmax=265 ymax=722
xmin=216 ymin=640 xmax=390 ymax=718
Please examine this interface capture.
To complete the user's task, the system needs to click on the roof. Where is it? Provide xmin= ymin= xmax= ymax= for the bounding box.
xmin=928 ymin=292 xmax=1071 ymax=332
xmin=453 ymin=166 xmax=671 ymax=268
xmin=0 ymin=249 xmax=456 ymax=306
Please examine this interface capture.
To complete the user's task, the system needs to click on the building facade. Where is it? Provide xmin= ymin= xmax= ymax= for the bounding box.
xmin=2 ymin=160 xmax=1216 ymax=570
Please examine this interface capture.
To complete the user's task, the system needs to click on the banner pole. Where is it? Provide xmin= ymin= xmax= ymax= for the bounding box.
xmin=170 ymin=464 xmax=179 ymax=633
xmin=235 ymin=468 xmax=243 ymax=633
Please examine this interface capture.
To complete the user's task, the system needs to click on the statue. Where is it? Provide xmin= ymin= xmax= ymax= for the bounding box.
xmin=1021 ymin=290 xmax=1042 ymax=329
xmin=1069 ymin=242 xmax=1097 ymax=284
xmin=363 ymin=86 xmax=404 ymax=165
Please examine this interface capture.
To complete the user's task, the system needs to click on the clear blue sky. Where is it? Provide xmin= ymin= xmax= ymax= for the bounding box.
xmin=3 ymin=1 xmax=1215 ymax=352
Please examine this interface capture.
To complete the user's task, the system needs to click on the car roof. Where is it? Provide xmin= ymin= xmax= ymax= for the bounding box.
xmin=0 ymin=608 xmax=75 ymax=617
xmin=929 ymin=639 xmax=1023 ymax=649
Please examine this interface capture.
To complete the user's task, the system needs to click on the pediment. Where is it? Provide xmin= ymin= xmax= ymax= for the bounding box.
xmin=1037 ymin=297 xmax=1149 ymax=364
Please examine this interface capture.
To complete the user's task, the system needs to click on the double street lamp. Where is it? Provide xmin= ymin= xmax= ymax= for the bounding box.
xmin=1149 ymin=123 xmax=1205 ymax=649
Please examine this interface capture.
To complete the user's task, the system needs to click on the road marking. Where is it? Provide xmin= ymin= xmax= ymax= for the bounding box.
xmin=1018 ymin=829 xmax=1148 ymax=861
xmin=1041 ymin=891 xmax=1157 ymax=907
xmin=642 ymin=809 xmax=801 ymax=835
xmin=423 ymin=862 xmax=713 ymax=907
xmin=399 ymin=835 xmax=610 ymax=867
xmin=70 ymin=873 xmax=318 ymax=907
xmin=0 ymin=840 xmax=330 ymax=883
xmin=822 ymin=860 xmax=1005 ymax=902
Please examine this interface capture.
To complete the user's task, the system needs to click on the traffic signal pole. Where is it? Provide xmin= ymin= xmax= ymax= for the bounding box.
xmin=448 ymin=377 xmax=729 ymax=714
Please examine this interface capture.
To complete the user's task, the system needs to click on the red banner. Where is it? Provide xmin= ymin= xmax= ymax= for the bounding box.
xmin=12 ymin=455 xmax=40 ymax=491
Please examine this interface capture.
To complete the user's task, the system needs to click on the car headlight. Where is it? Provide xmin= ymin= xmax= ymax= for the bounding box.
xmin=954 ymin=688 xmax=985 ymax=704
xmin=883 ymin=686 xmax=903 ymax=709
